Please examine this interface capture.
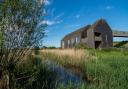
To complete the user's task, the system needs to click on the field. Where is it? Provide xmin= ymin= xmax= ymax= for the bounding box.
xmin=40 ymin=48 xmax=128 ymax=89
xmin=113 ymin=41 xmax=128 ymax=48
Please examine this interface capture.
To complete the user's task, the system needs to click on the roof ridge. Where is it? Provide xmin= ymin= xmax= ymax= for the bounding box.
xmin=62 ymin=25 xmax=91 ymax=40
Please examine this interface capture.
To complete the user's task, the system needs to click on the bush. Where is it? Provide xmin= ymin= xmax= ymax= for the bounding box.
xmin=74 ymin=43 xmax=88 ymax=49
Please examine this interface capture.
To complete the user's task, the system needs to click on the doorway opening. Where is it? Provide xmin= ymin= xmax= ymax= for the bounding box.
xmin=95 ymin=41 xmax=101 ymax=49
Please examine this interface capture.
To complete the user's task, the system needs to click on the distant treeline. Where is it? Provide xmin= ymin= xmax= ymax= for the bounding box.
xmin=41 ymin=46 xmax=59 ymax=49
xmin=114 ymin=41 xmax=128 ymax=48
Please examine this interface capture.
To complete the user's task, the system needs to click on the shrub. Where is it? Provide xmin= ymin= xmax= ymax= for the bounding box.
xmin=74 ymin=43 xmax=88 ymax=49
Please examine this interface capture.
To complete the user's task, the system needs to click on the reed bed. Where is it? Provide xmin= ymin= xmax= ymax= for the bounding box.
xmin=40 ymin=49 xmax=128 ymax=89
xmin=40 ymin=49 xmax=91 ymax=66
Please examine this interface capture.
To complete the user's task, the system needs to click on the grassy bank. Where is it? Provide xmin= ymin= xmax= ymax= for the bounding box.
xmin=40 ymin=48 xmax=128 ymax=89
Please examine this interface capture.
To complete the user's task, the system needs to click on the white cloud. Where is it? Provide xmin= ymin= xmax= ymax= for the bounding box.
xmin=54 ymin=13 xmax=64 ymax=20
xmin=40 ymin=0 xmax=51 ymax=5
xmin=39 ymin=20 xmax=63 ymax=26
xmin=44 ymin=0 xmax=51 ymax=5
xmin=105 ymin=6 xmax=114 ymax=10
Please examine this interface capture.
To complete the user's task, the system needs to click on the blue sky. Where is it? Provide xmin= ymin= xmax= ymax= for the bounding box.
xmin=43 ymin=0 xmax=128 ymax=47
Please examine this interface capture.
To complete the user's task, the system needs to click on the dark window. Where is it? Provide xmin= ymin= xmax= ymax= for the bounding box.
xmin=94 ymin=32 xmax=101 ymax=37
xmin=81 ymin=32 xmax=87 ymax=38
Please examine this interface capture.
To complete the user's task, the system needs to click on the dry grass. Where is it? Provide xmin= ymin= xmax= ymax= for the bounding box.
xmin=40 ymin=49 xmax=90 ymax=66
xmin=41 ymin=49 xmax=88 ymax=59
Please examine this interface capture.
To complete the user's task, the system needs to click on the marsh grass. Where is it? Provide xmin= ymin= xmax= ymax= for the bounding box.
xmin=40 ymin=49 xmax=90 ymax=66
xmin=40 ymin=48 xmax=128 ymax=89
xmin=80 ymin=49 xmax=128 ymax=89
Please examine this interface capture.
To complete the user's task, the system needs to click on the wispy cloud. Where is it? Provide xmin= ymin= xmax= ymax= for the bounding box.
xmin=48 ymin=10 xmax=64 ymax=25
xmin=40 ymin=0 xmax=51 ymax=5
xmin=54 ymin=13 xmax=64 ymax=20
xmin=48 ymin=8 xmax=64 ymax=20
xmin=105 ymin=6 xmax=115 ymax=10
xmin=39 ymin=20 xmax=63 ymax=26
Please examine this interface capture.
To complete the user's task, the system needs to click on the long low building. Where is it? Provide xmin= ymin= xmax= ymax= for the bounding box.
xmin=113 ymin=31 xmax=128 ymax=37
xmin=61 ymin=19 xmax=128 ymax=49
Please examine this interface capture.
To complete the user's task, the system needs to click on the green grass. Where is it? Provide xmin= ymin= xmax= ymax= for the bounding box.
xmin=80 ymin=49 xmax=128 ymax=89
xmin=113 ymin=41 xmax=128 ymax=48
xmin=41 ymin=49 xmax=128 ymax=89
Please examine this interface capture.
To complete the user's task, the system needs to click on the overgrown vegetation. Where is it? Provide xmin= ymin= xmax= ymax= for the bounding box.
xmin=10 ymin=53 xmax=56 ymax=89
xmin=0 ymin=0 xmax=45 ymax=89
xmin=0 ymin=47 xmax=57 ymax=89
xmin=41 ymin=48 xmax=128 ymax=89
xmin=74 ymin=43 xmax=89 ymax=49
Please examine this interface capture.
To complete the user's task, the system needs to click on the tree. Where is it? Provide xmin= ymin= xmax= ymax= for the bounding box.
xmin=0 ymin=0 xmax=46 ymax=89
